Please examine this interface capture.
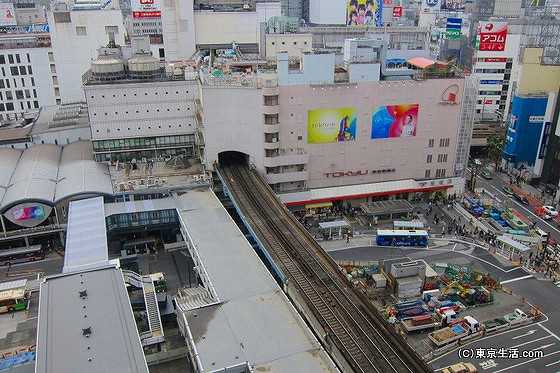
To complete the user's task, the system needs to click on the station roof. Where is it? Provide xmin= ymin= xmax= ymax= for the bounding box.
xmin=360 ymin=199 xmax=415 ymax=216
xmin=36 ymin=266 xmax=148 ymax=373
xmin=319 ymin=220 xmax=350 ymax=229
xmin=103 ymin=197 xmax=177 ymax=216
xmin=0 ymin=141 xmax=113 ymax=211
xmin=175 ymin=189 xmax=338 ymax=372
xmin=63 ymin=197 xmax=109 ymax=273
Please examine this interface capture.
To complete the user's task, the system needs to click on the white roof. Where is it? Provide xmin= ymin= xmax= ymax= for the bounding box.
xmin=318 ymin=220 xmax=350 ymax=229
xmin=36 ymin=267 xmax=148 ymax=373
xmin=497 ymin=235 xmax=531 ymax=252
xmin=0 ymin=142 xmax=114 ymax=211
xmin=176 ymin=189 xmax=338 ymax=372
xmin=63 ymin=197 xmax=109 ymax=273
xmin=103 ymin=197 xmax=177 ymax=216
xmin=279 ymin=179 xmax=418 ymax=205
xmin=55 ymin=141 xmax=113 ymax=201
xmin=0 ymin=148 xmax=22 ymax=204
xmin=1 ymin=144 xmax=61 ymax=209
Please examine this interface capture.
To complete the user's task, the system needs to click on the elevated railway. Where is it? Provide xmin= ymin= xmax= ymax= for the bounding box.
xmin=218 ymin=158 xmax=432 ymax=373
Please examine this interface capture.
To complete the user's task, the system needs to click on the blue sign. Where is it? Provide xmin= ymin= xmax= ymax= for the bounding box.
xmin=480 ymin=80 xmax=503 ymax=85
xmin=446 ymin=17 xmax=462 ymax=28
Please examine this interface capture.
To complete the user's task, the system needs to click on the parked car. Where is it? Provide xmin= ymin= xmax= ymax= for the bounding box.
xmin=442 ymin=362 xmax=478 ymax=373
xmin=542 ymin=205 xmax=558 ymax=217
xmin=502 ymin=186 xmax=515 ymax=196
xmin=480 ymin=170 xmax=492 ymax=180
xmin=514 ymin=194 xmax=529 ymax=205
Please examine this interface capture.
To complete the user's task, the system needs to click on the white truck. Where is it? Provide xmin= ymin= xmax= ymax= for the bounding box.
xmin=428 ymin=316 xmax=480 ymax=347
xmin=401 ymin=309 xmax=458 ymax=333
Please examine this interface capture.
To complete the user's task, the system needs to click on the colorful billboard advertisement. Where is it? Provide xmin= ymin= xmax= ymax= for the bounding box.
xmin=441 ymin=0 xmax=466 ymax=11
xmin=13 ymin=206 xmax=45 ymax=221
xmin=347 ymin=0 xmax=382 ymax=26
xmin=132 ymin=0 xmax=161 ymax=18
xmin=308 ymin=108 xmax=357 ymax=143
xmin=421 ymin=0 xmax=441 ymax=13
xmin=476 ymin=21 xmax=508 ymax=51
xmin=371 ymin=104 xmax=419 ymax=139
xmin=0 ymin=3 xmax=17 ymax=26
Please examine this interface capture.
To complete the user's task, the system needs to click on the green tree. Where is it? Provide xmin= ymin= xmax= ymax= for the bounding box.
xmin=486 ymin=135 xmax=506 ymax=170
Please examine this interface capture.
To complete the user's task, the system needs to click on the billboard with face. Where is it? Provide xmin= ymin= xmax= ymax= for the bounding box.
xmin=308 ymin=108 xmax=357 ymax=143
xmin=371 ymin=104 xmax=419 ymax=139
xmin=0 ymin=3 xmax=17 ymax=26
xmin=347 ymin=0 xmax=382 ymax=27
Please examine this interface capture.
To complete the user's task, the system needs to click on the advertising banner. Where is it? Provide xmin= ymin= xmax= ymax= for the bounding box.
xmin=132 ymin=0 xmax=161 ymax=18
xmin=445 ymin=17 xmax=462 ymax=39
xmin=308 ymin=108 xmax=357 ymax=143
xmin=0 ymin=3 xmax=17 ymax=26
xmin=392 ymin=6 xmax=403 ymax=18
xmin=476 ymin=21 xmax=508 ymax=51
xmin=371 ymin=104 xmax=419 ymax=139
xmin=441 ymin=0 xmax=466 ymax=11
xmin=421 ymin=0 xmax=441 ymax=13
xmin=13 ymin=206 xmax=45 ymax=221
xmin=347 ymin=0 xmax=382 ymax=26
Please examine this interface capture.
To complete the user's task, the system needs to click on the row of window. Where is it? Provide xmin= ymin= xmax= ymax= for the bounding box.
xmin=106 ymin=209 xmax=178 ymax=231
xmin=0 ymin=89 xmax=36 ymax=101
xmin=93 ymin=123 xmax=192 ymax=133
xmin=0 ymin=53 xmax=31 ymax=65
xmin=426 ymin=154 xmax=448 ymax=163
xmin=9 ymin=65 xmax=33 ymax=76
xmin=424 ymin=169 xmax=447 ymax=178
xmin=0 ymin=76 xmax=36 ymax=90
xmin=0 ymin=100 xmax=39 ymax=112
xmin=92 ymin=134 xmax=195 ymax=152
xmin=427 ymin=138 xmax=450 ymax=148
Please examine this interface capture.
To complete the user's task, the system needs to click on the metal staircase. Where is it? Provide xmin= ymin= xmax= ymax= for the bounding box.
xmin=122 ymin=270 xmax=165 ymax=347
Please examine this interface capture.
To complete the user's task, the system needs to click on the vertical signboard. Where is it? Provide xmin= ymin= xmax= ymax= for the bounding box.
xmin=445 ymin=17 xmax=462 ymax=39
xmin=476 ymin=21 xmax=508 ymax=51
xmin=347 ymin=0 xmax=382 ymax=26
xmin=0 ymin=3 xmax=17 ymax=26
xmin=132 ymin=0 xmax=161 ymax=18
xmin=392 ymin=6 xmax=403 ymax=18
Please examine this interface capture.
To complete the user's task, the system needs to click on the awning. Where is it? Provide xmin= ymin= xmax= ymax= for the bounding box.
xmin=497 ymin=235 xmax=531 ymax=252
xmin=305 ymin=202 xmax=333 ymax=210
xmin=319 ymin=220 xmax=350 ymax=229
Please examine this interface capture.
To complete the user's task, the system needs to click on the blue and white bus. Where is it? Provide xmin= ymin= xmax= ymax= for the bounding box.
xmin=376 ymin=229 xmax=429 ymax=247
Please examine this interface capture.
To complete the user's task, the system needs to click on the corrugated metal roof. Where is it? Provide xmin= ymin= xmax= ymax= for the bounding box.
xmin=0 ymin=148 xmax=22 ymax=204
xmin=55 ymin=141 xmax=113 ymax=202
xmin=407 ymin=57 xmax=437 ymax=69
xmin=1 ymin=144 xmax=61 ymax=209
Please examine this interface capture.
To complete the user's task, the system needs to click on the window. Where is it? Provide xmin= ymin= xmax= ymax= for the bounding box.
xmin=426 ymin=154 xmax=432 ymax=163
xmin=105 ymin=26 xmax=119 ymax=34
xmin=10 ymin=66 xmax=19 ymax=75
xmin=439 ymin=138 xmax=450 ymax=147
xmin=435 ymin=169 xmax=446 ymax=177
xmin=428 ymin=139 xmax=434 ymax=148
xmin=0 ymin=55 xmax=4 ymax=64
xmin=437 ymin=154 xmax=448 ymax=163
xmin=76 ymin=26 xmax=87 ymax=36
xmin=425 ymin=169 xmax=431 ymax=178
xmin=15 ymin=54 xmax=20 ymax=63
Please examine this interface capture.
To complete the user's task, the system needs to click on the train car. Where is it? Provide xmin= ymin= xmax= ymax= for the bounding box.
xmin=376 ymin=229 xmax=429 ymax=247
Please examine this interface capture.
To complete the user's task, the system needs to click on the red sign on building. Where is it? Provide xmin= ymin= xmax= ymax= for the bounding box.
xmin=392 ymin=6 xmax=403 ymax=18
xmin=477 ymin=21 xmax=508 ymax=51
xmin=483 ymin=58 xmax=507 ymax=63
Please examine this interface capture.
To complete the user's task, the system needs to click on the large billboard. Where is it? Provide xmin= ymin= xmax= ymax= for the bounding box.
xmin=476 ymin=21 xmax=508 ymax=51
xmin=13 ymin=206 xmax=45 ymax=221
xmin=371 ymin=104 xmax=419 ymax=139
xmin=0 ymin=3 xmax=17 ymax=26
xmin=132 ymin=0 xmax=161 ymax=18
xmin=441 ymin=0 xmax=466 ymax=11
xmin=308 ymin=108 xmax=357 ymax=143
xmin=347 ymin=0 xmax=382 ymax=26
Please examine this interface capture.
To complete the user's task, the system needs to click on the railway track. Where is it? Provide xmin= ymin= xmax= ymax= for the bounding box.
xmin=218 ymin=160 xmax=432 ymax=373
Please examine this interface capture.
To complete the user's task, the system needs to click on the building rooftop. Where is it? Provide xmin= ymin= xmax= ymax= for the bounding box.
xmin=36 ymin=266 xmax=149 ymax=373
xmin=175 ymin=189 xmax=338 ymax=372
